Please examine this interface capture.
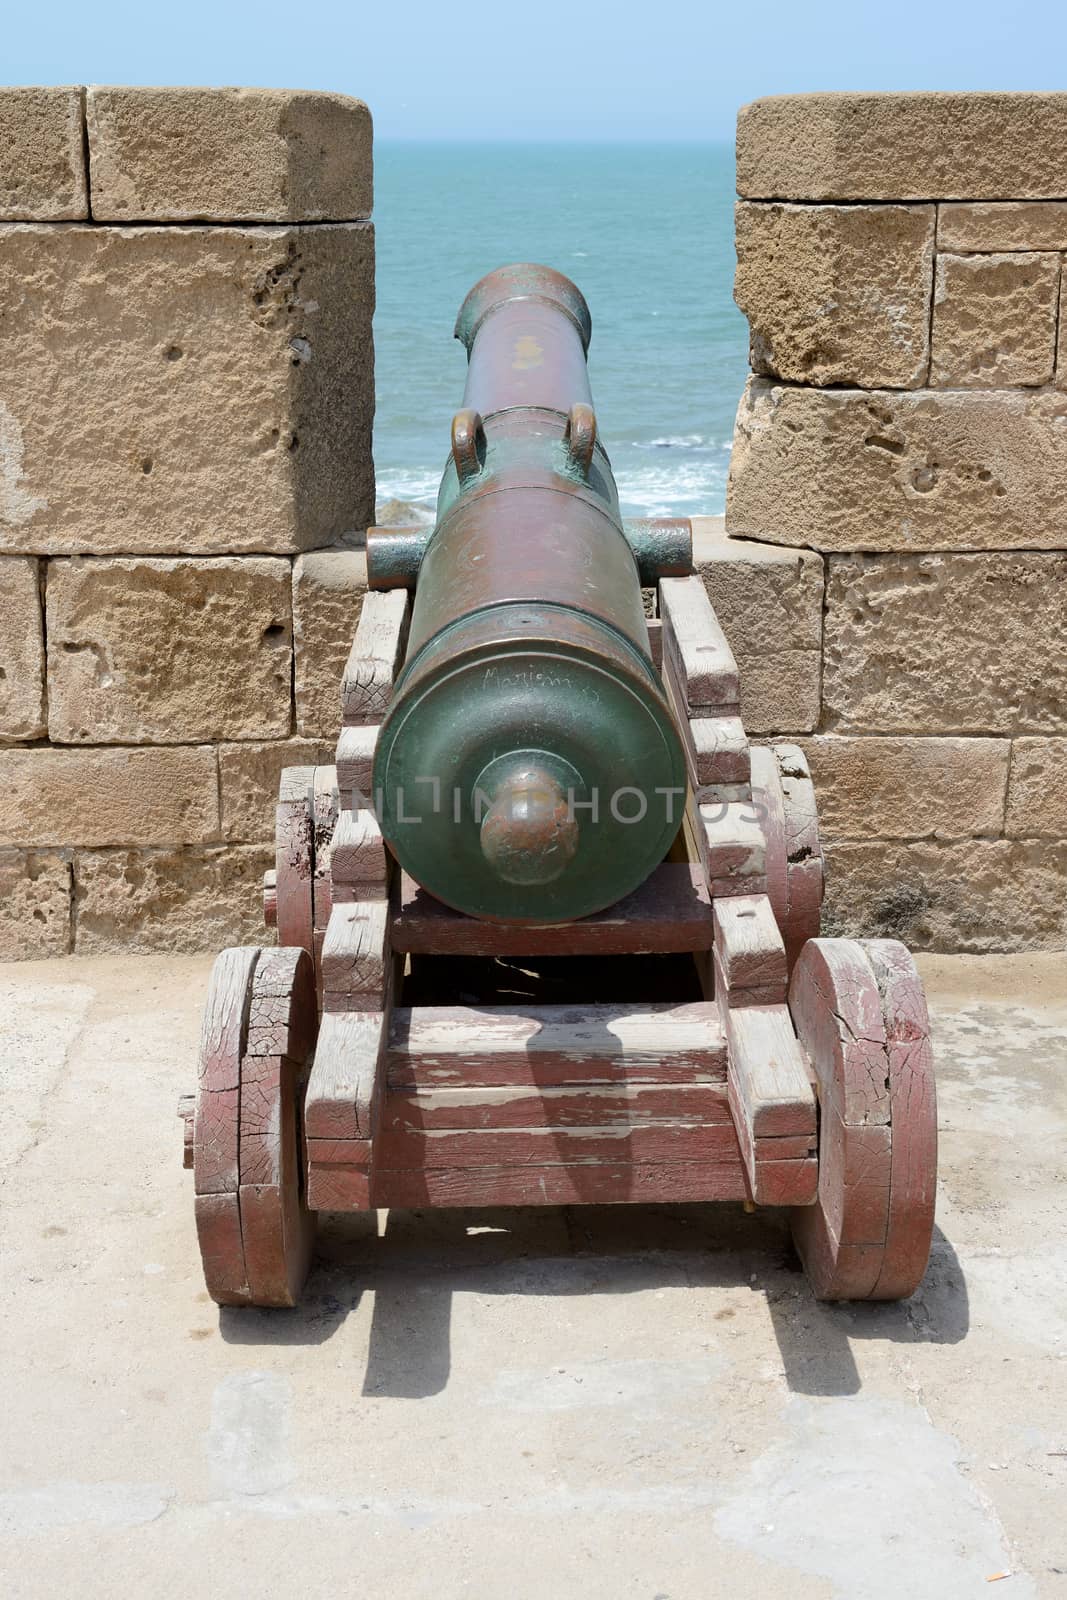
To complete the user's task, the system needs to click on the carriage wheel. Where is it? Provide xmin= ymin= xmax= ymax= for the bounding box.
xmin=750 ymin=744 xmax=824 ymax=970
xmin=192 ymin=945 xmax=319 ymax=1307
xmin=788 ymin=937 xmax=937 ymax=1301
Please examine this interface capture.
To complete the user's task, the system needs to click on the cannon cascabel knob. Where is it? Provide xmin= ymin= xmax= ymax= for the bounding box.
xmin=479 ymin=765 xmax=580 ymax=887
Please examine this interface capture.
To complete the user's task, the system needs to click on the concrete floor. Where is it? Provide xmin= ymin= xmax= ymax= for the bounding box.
xmin=1 ymin=950 xmax=1065 ymax=1599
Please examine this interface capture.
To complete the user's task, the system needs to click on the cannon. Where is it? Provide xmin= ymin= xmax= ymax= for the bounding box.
xmin=181 ymin=265 xmax=938 ymax=1310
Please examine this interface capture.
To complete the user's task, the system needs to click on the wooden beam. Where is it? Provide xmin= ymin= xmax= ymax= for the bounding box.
xmin=304 ymin=1008 xmax=389 ymax=1141
xmin=713 ymin=894 xmax=788 ymax=1002
xmin=724 ymin=1001 xmax=817 ymax=1205
xmin=380 ymin=1081 xmax=732 ymax=1130
xmin=392 ymin=862 xmax=714 ymax=957
xmin=340 ymin=589 xmax=409 ymax=724
xmin=371 ymin=1161 xmax=749 ymax=1208
xmin=320 ymin=898 xmax=390 ymax=1000
xmin=330 ymin=806 xmax=389 ymax=896
xmin=658 ymin=575 xmax=740 ymax=711
xmin=335 ymin=723 xmax=378 ymax=802
xmin=387 ymin=1000 xmax=727 ymax=1087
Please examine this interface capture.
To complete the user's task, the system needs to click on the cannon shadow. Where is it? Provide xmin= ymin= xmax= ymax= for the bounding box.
xmin=220 ymin=1211 xmax=969 ymax=1400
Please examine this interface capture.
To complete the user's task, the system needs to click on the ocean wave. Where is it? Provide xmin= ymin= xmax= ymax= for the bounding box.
xmin=375 ymin=459 xmax=727 ymax=526
xmin=615 ymin=460 xmax=727 ymax=516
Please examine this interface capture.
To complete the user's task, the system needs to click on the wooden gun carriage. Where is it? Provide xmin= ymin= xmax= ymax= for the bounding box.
xmin=182 ymin=267 xmax=937 ymax=1308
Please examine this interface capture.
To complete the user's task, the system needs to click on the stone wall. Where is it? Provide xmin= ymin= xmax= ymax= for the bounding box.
xmin=0 ymin=87 xmax=374 ymax=957
xmin=3 ymin=87 xmax=1063 ymax=959
xmin=725 ymin=92 xmax=1067 ymax=952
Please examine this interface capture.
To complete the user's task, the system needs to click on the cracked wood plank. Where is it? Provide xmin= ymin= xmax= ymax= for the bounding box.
xmin=386 ymin=1001 xmax=727 ymax=1088
xmin=305 ymin=1008 xmax=389 ymax=1140
xmin=320 ymin=898 xmax=390 ymax=998
xmin=373 ymin=1121 xmax=744 ymax=1168
xmin=865 ymin=938 xmax=938 ymax=1299
xmin=340 ymin=588 xmax=409 ymax=724
xmin=274 ymin=767 xmax=315 ymax=954
xmin=330 ymin=806 xmax=388 ymax=895
xmin=335 ymin=723 xmax=378 ymax=802
xmin=380 ymin=1081 xmax=732 ymax=1130
xmin=371 ymin=1160 xmax=749 ymax=1209
xmin=713 ymin=893 xmax=788 ymax=998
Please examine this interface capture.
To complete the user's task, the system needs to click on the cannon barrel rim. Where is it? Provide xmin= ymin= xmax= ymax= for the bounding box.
xmin=454 ymin=263 xmax=593 ymax=353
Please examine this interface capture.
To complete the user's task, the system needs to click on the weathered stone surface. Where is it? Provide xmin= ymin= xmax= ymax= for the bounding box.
xmin=737 ymin=93 xmax=1067 ymax=201
xmin=727 ymin=379 xmax=1067 ymax=552
xmin=293 ymin=550 xmax=368 ymax=738
xmin=939 ymin=201 xmax=1067 ymax=253
xmin=47 ymin=558 xmax=292 ymax=743
xmin=820 ymin=837 xmax=1067 ymax=952
xmin=734 ymin=202 xmax=934 ymax=387
xmin=0 ymin=556 xmax=45 ymax=740
xmin=0 ymin=222 xmax=374 ymax=555
xmin=693 ymin=516 xmax=822 ymax=733
xmin=801 ymin=736 xmax=1009 ymax=839
xmin=823 ymin=553 xmax=1067 ymax=735
xmin=1006 ymin=738 xmax=1067 ymax=838
xmin=0 ymin=87 xmax=87 ymax=220
xmin=0 ymin=746 xmax=219 ymax=847
xmin=219 ymin=738 xmax=332 ymax=842
xmin=930 ymin=253 xmax=1059 ymax=388
xmin=1056 ymin=286 xmax=1067 ymax=392
xmin=87 ymin=87 xmax=372 ymax=223
xmin=0 ymin=850 xmax=71 ymax=958
xmin=73 ymin=845 xmax=272 ymax=953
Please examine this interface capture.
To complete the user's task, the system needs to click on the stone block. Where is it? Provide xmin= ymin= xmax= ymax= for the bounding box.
xmin=293 ymin=550 xmax=368 ymax=738
xmin=692 ymin=516 xmax=822 ymax=733
xmin=823 ymin=553 xmax=1067 ymax=735
xmin=86 ymin=87 xmax=372 ymax=223
xmin=938 ymin=201 xmax=1067 ymax=253
xmin=930 ymin=253 xmax=1059 ymax=387
xmin=219 ymin=738 xmax=332 ymax=842
xmin=0 ymin=850 xmax=71 ymax=958
xmin=73 ymin=845 xmax=272 ymax=953
xmin=800 ymin=736 xmax=1009 ymax=839
xmin=0 ymin=222 xmax=374 ymax=555
xmin=1006 ymin=738 xmax=1067 ymax=838
xmin=0 ymin=746 xmax=219 ymax=847
xmin=734 ymin=202 xmax=934 ymax=387
xmin=0 ymin=556 xmax=45 ymax=740
xmin=737 ymin=93 xmax=1067 ymax=202
xmin=819 ymin=837 xmax=1067 ymax=952
xmin=727 ymin=378 xmax=1067 ymax=552
xmin=47 ymin=557 xmax=292 ymax=743
xmin=0 ymin=87 xmax=87 ymax=220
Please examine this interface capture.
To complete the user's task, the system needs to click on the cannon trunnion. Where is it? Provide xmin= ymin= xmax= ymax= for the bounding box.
xmin=181 ymin=267 xmax=938 ymax=1310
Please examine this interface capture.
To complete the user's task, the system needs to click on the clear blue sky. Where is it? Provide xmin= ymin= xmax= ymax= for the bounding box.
xmin=7 ymin=0 xmax=1067 ymax=141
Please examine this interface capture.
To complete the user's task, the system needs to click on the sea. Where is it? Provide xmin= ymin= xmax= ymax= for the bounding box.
xmin=372 ymin=142 xmax=747 ymax=525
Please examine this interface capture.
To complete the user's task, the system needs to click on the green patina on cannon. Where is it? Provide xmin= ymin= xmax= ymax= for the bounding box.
xmin=368 ymin=264 xmax=691 ymax=925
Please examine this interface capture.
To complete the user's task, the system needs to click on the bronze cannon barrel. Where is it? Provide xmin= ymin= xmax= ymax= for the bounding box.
xmin=372 ymin=264 xmax=689 ymax=924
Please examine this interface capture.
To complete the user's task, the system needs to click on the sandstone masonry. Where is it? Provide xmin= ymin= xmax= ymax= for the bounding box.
xmin=727 ymin=91 xmax=1067 ymax=951
xmin=0 ymin=86 xmax=374 ymax=956
xmin=3 ymin=87 xmax=1064 ymax=957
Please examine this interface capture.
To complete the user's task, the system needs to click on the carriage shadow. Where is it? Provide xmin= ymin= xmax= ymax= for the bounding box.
xmin=220 ymin=1208 xmax=969 ymax=1400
